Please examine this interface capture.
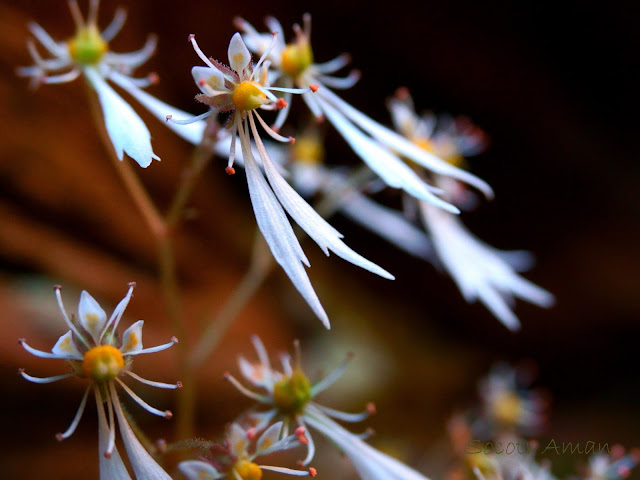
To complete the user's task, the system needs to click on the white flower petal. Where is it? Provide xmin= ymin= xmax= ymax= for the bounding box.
xmin=387 ymin=96 xmax=419 ymax=139
xmin=318 ymin=86 xmax=493 ymax=198
xmin=120 ymin=320 xmax=144 ymax=354
xmin=304 ymin=406 xmax=430 ymax=480
xmin=318 ymin=97 xmax=459 ymax=214
xmin=256 ymin=421 xmax=283 ymax=454
xmin=191 ymin=66 xmax=226 ymax=93
xmin=228 ymin=32 xmax=251 ymax=75
xmin=419 ymin=201 xmax=555 ymax=330
xmin=179 ymin=461 xmax=220 ymax=480
xmin=108 ymin=70 xmax=206 ymax=146
xmin=78 ymin=290 xmax=108 ymax=342
xmin=229 ymin=423 xmax=249 ymax=458
xmin=111 ymin=385 xmax=172 ymax=480
xmin=96 ymin=391 xmax=132 ymax=480
xmin=85 ymin=68 xmax=160 ymax=168
xmin=51 ymin=330 xmax=84 ymax=359
xmin=255 ymin=127 xmax=395 ymax=281
xmin=238 ymin=356 xmax=272 ymax=389
xmin=240 ymin=122 xmax=330 ymax=328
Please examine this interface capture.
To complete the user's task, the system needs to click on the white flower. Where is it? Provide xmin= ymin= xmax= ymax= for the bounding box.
xmin=478 ymin=364 xmax=547 ymax=435
xmin=225 ymin=336 xmax=431 ymax=480
xmin=17 ymin=0 xmax=161 ymax=167
xmin=167 ymin=33 xmax=394 ymax=328
xmin=586 ymin=446 xmax=639 ymax=480
xmin=473 ymin=446 xmax=557 ymax=480
xmin=179 ymin=421 xmax=316 ymax=480
xmin=383 ymin=91 xmax=555 ymax=330
xmin=235 ymin=15 xmax=494 ymax=213
xmin=19 ymin=283 xmax=179 ymax=480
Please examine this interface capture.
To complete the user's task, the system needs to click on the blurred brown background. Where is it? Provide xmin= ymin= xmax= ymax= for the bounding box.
xmin=0 ymin=0 xmax=638 ymax=478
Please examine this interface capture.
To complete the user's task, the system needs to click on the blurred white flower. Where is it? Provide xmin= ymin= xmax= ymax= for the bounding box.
xmin=19 ymin=283 xmax=179 ymax=480
xmin=166 ymin=32 xmax=393 ymax=328
xmin=17 ymin=0 xmax=161 ymax=167
xmin=235 ymin=14 xmax=494 ymax=213
xmin=226 ymin=336 xmax=431 ymax=480
xmin=179 ymin=421 xmax=316 ymax=480
xmin=586 ymin=445 xmax=639 ymax=480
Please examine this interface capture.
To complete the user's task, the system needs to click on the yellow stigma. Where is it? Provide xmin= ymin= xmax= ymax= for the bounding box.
xmin=293 ymin=136 xmax=324 ymax=165
xmin=232 ymin=81 xmax=267 ymax=111
xmin=68 ymin=25 xmax=108 ymax=65
xmin=273 ymin=369 xmax=312 ymax=415
xmin=232 ymin=460 xmax=262 ymax=480
xmin=493 ymin=391 xmax=523 ymax=426
xmin=82 ymin=345 xmax=124 ymax=382
xmin=281 ymin=40 xmax=313 ymax=78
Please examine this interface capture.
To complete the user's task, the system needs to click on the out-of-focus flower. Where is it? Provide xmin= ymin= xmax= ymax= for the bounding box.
xmin=235 ymin=14 xmax=493 ymax=213
xmin=168 ymin=33 xmax=393 ymax=328
xmin=19 ymin=283 xmax=179 ymax=480
xmin=473 ymin=445 xmax=557 ymax=480
xmin=478 ymin=364 xmax=547 ymax=436
xmin=17 ymin=0 xmax=161 ymax=167
xmin=179 ymin=421 xmax=316 ymax=479
xmin=585 ymin=445 xmax=639 ymax=480
xmin=226 ymin=336 xmax=431 ymax=480
xmin=386 ymin=90 xmax=553 ymax=330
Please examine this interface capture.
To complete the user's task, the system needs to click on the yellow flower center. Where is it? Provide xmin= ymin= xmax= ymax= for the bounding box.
xmin=493 ymin=391 xmax=523 ymax=426
xmin=82 ymin=345 xmax=124 ymax=382
xmin=68 ymin=26 xmax=108 ymax=65
xmin=232 ymin=460 xmax=262 ymax=480
xmin=273 ymin=369 xmax=312 ymax=415
xmin=413 ymin=137 xmax=465 ymax=167
xmin=281 ymin=40 xmax=313 ymax=79
xmin=232 ymin=81 xmax=267 ymax=111
xmin=293 ymin=136 xmax=324 ymax=165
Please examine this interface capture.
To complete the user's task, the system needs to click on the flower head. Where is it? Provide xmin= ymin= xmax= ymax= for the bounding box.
xmin=17 ymin=0 xmax=161 ymax=167
xmin=236 ymin=15 xmax=493 ymax=213
xmin=169 ymin=33 xmax=394 ymax=328
xmin=19 ymin=283 xmax=179 ymax=479
xmin=586 ymin=446 xmax=639 ymax=480
xmin=225 ymin=336 xmax=430 ymax=480
xmin=179 ymin=421 xmax=316 ymax=480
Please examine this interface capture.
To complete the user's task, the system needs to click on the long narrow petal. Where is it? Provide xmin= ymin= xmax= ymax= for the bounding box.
xmin=317 ymin=86 xmax=493 ymax=197
xmin=304 ymin=405 xmax=430 ymax=480
xmin=179 ymin=461 xmax=221 ymax=480
xmin=110 ymin=384 xmax=173 ymax=479
xmin=108 ymin=70 xmax=207 ymax=146
xmin=318 ymin=98 xmax=459 ymax=213
xmin=100 ymin=7 xmax=127 ymax=43
xmin=95 ymin=389 xmax=132 ymax=480
xmin=324 ymin=172 xmax=435 ymax=261
xmin=238 ymin=119 xmax=330 ymax=328
xmin=85 ymin=68 xmax=160 ymax=168
xmin=250 ymin=115 xmax=395 ymax=280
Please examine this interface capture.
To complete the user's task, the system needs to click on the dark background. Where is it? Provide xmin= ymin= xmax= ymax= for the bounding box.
xmin=0 ymin=0 xmax=638 ymax=478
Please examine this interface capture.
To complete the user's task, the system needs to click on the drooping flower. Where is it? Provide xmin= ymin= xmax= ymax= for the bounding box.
xmin=179 ymin=421 xmax=316 ymax=480
xmin=235 ymin=14 xmax=493 ymax=213
xmin=383 ymin=90 xmax=555 ymax=330
xmin=19 ymin=283 xmax=179 ymax=480
xmin=17 ymin=0 xmax=161 ymax=167
xmin=168 ymin=32 xmax=394 ymax=328
xmin=225 ymin=336 xmax=431 ymax=480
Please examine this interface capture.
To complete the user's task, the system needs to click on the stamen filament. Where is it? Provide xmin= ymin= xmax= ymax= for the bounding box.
xmin=228 ymin=121 xmax=238 ymax=168
xmin=280 ymin=353 xmax=293 ymax=376
xmin=28 ymin=22 xmax=67 ymax=57
xmin=125 ymin=337 xmax=178 ymax=356
xmin=252 ymin=32 xmax=278 ymax=78
xmin=260 ymin=465 xmax=311 ymax=476
xmin=42 ymin=69 xmax=82 ymax=84
xmin=116 ymin=378 xmax=173 ymax=418
xmin=123 ymin=370 xmax=182 ymax=389
xmin=18 ymin=339 xmax=82 ymax=360
xmin=310 ymin=353 xmax=353 ymax=396
xmin=56 ymin=386 xmax=91 ymax=441
xmin=316 ymin=71 xmax=361 ymax=90
xmin=166 ymin=110 xmax=214 ymax=125
xmin=105 ymin=386 xmax=117 ymax=457
xmin=267 ymin=86 xmax=314 ymax=95
xmin=101 ymin=282 xmax=135 ymax=342
xmin=311 ymin=53 xmax=350 ymax=74
xmin=272 ymin=90 xmax=293 ymax=131
xmin=315 ymin=403 xmax=373 ymax=423
xmin=101 ymin=7 xmax=127 ymax=42
xmin=253 ymin=111 xmax=293 ymax=143
xmin=224 ymin=373 xmax=272 ymax=404
xmin=55 ymin=286 xmax=91 ymax=349
xmin=87 ymin=0 xmax=99 ymax=27
xmin=105 ymin=35 xmax=158 ymax=68
xmin=188 ymin=34 xmax=217 ymax=70
xmin=67 ymin=0 xmax=85 ymax=29
xmin=19 ymin=369 xmax=75 ymax=384
xmin=298 ymin=419 xmax=316 ymax=466
xmin=251 ymin=335 xmax=272 ymax=373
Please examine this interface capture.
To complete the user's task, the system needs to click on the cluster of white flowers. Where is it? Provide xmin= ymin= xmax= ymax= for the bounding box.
xmin=13 ymin=2 xmax=576 ymax=480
